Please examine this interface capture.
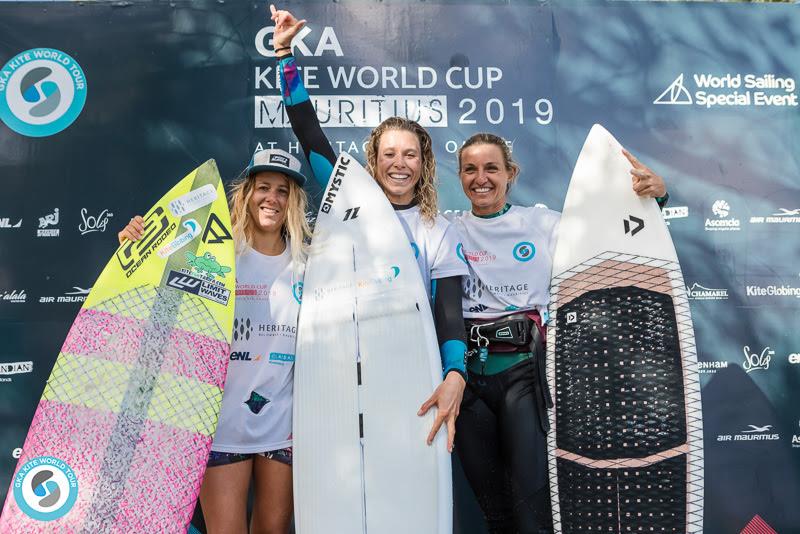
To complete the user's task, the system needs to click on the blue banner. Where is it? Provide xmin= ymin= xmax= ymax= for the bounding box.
xmin=1 ymin=2 xmax=798 ymax=532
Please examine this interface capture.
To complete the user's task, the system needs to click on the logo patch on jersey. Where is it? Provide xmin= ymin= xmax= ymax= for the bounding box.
xmin=512 ymin=241 xmax=536 ymax=262
xmin=244 ymin=391 xmax=270 ymax=414
xmin=292 ymin=282 xmax=303 ymax=304
xmin=456 ymin=243 xmax=467 ymax=264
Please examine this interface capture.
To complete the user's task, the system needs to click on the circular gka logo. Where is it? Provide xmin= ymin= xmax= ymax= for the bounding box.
xmin=512 ymin=241 xmax=536 ymax=262
xmin=13 ymin=456 xmax=78 ymax=521
xmin=0 ymin=48 xmax=87 ymax=137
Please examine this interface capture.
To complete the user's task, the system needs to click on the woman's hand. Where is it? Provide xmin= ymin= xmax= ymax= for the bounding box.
xmin=269 ymin=4 xmax=306 ymax=52
xmin=418 ymin=371 xmax=466 ymax=453
xmin=622 ymin=148 xmax=667 ymax=198
xmin=117 ymin=215 xmax=144 ymax=245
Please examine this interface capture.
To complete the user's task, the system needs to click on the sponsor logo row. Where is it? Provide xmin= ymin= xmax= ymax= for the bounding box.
xmin=698 ymin=346 xmax=798 ymax=375
xmin=661 ymin=202 xmax=800 ymax=232
xmin=0 ymin=208 xmax=114 ymax=237
xmin=4 ymin=279 xmax=798 ymax=306
xmin=716 ymin=420 xmax=800 ymax=452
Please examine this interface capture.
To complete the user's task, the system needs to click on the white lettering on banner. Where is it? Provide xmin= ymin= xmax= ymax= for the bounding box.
xmin=445 ymin=67 xmax=503 ymax=89
xmin=255 ymin=25 xmax=343 ymax=58
xmin=655 ymin=73 xmax=798 ymax=108
xmin=745 ymin=285 xmax=800 ymax=298
xmin=255 ymin=95 xmax=448 ymax=128
xmin=328 ymin=66 xmax=438 ymax=90
xmin=12 ymin=448 xmax=22 ymax=459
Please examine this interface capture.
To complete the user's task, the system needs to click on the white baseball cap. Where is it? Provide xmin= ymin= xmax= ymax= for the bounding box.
xmin=246 ymin=148 xmax=307 ymax=186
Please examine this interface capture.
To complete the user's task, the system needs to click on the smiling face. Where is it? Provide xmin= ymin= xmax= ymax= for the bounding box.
xmin=247 ymin=171 xmax=290 ymax=235
xmin=373 ymin=129 xmax=422 ymax=205
xmin=459 ymin=142 xmax=515 ymax=216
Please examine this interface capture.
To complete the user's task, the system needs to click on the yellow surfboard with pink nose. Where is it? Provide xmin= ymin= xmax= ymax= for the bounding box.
xmin=1 ymin=160 xmax=235 ymax=533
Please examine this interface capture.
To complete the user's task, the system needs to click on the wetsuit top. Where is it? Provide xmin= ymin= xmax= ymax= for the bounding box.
xmin=454 ymin=205 xmax=560 ymax=320
xmin=278 ymin=53 xmax=468 ymax=378
xmin=211 ymin=244 xmax=301 ymax=453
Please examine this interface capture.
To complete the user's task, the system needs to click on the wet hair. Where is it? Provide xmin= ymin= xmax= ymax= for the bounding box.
xmin=457 ymin=132 xmax=521 ymax=185
xmin=365 ymin=116 xmax=438 ymax=224
xmin=228 ymin=171 xmax=311 ymax=269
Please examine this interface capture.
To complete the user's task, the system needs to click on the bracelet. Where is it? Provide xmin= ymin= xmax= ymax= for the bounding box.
xmin=274 ymin=46 xmax=291 ymax=53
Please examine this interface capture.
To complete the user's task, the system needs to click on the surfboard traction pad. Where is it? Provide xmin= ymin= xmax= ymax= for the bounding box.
xmin=1 ymin=162 xmax=232 ymax=533
xmin=547 ymin=251 xmax=704 ymax=534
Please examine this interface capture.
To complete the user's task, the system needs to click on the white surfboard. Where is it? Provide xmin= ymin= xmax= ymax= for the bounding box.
xmin=547 ymin=125 xmax=704 ymax=533
xmin=293 ymin=155 xmax=451 ymax=534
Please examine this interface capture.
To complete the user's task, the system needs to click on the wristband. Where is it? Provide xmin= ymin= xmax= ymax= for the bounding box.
xmin=274 ymin=46 xmax=291 ymax=53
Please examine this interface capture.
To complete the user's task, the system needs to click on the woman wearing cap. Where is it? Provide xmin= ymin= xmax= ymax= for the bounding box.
xmin=452 ymin=133 xmax=668 ymax=533
xmin=269 ymin=5 xmax=469 ymax=451
xmin=118 ymin=148 xmax=310 ymax=534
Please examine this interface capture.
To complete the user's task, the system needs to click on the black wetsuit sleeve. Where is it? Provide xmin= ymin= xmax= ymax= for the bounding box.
xmin=433 ymin=276 xmax=468 ymax=380
xmin=278 ymin=54 xmax=337 ymax=187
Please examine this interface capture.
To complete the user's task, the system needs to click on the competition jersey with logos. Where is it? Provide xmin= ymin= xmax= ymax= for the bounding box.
xmin=454 ymin=205 xmax=561 ymax=319
xmin=211 ymin=244 xmax=302 ymax=453
xmin=396 ymin=205 xmax=469 ymax=295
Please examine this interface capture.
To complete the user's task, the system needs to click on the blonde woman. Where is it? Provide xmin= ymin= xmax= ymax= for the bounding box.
xmin=118 ymin=149 xmax=311 ymax=534
xmin=270 ymin=5 xmax=469 ymax=450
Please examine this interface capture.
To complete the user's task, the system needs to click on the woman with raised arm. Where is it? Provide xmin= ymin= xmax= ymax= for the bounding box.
xmin=452 ymin=133 xmax=668 ymax=534
xmin=269 ymin=4 xmax=469 ymax=451
xmin=118 ymin=149 xmax=311 ymax=534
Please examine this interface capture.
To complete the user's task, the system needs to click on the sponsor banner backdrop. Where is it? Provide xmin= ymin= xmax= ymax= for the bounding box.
xmin=0 ymin=2 xmax=798 ymax=533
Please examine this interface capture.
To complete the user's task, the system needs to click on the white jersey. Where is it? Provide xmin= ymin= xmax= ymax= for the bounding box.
xmin=212 ymin=244 xmax=303 ymax=453
xmin=395 ymin=205 xmax=469 ymax=295
xmin=453 ymin=205 xmax=561 ymax=319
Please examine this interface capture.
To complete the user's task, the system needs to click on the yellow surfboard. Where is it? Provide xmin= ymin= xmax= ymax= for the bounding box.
xmin=1 ymin=160 xmax=234 ymax=533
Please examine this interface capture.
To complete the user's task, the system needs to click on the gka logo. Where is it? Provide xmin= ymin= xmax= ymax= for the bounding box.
xmin=255 ymin=25 xmax=343 ymax=58
xmin=0 ymin=48 xmax=87 ymax=137
xmin=233 ymin=318 xmax=252 ymax=342
xmin=512 ymin=241 xmax=535 ymax=262
xmin=742 ymin=345 xmax=773 ymax=373
xmin=78 ymin=208 xmax=113 ymax=235
xmin=13 ymin=456 xmax=78 ymax=521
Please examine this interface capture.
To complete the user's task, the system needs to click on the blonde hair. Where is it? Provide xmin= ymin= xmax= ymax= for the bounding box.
xmin=228 ymin=172 xmax=311 ymax=269
xmin=458 ymin=133 xmax=521 ymax=189
xmin=365 ymin=117 xmax=438 ymax=224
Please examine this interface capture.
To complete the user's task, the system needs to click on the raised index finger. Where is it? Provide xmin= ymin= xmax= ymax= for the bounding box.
xmin=269 ymin=4 xmax=277 ymax=16
xmin=621 ymin=148 xmax=642 ymax=169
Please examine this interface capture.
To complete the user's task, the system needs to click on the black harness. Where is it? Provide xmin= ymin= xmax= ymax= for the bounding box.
xmin=466 ymin=314 xmax=554 ymax=433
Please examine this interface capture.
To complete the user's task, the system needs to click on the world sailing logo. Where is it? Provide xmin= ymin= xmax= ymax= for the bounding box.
xmin=654 ymin=74 xmax=693 ymax=105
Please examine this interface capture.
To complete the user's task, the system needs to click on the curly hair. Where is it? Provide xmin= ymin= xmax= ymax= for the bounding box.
xmin=228 ymin=172 xmax=311 ymax=270
xmin=457 ymin=132 xmax=521 ymax=190
xmin=365 ymin=117 xmax=438 ymax=224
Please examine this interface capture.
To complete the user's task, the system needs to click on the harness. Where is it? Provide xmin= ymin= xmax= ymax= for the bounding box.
xmin=466 ymin=313 xmax=554 ymax=433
